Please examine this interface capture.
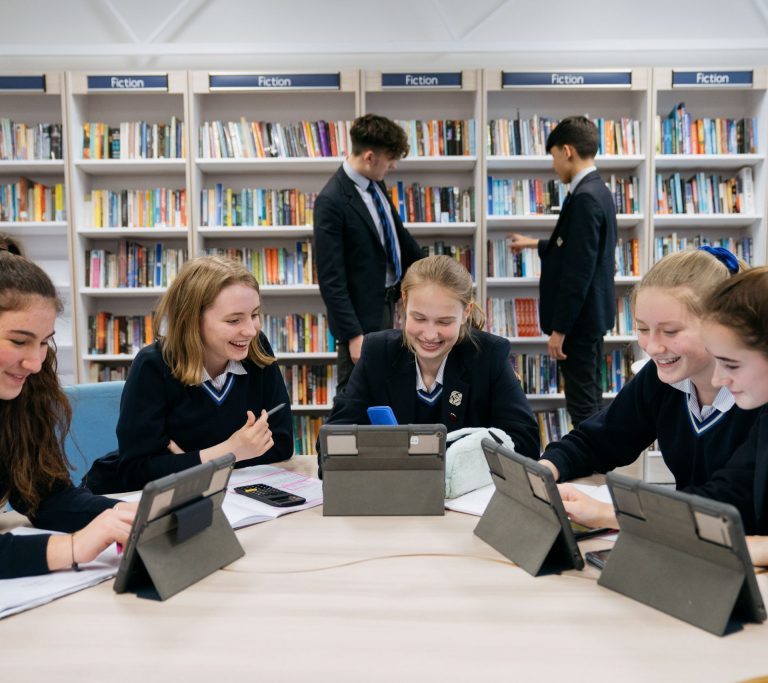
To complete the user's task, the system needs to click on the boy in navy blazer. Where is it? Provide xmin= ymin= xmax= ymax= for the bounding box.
xmin=314 ymin=114 xmax=423 ymax=393
xmin=510 ymin=116 xmax=617 ymax=426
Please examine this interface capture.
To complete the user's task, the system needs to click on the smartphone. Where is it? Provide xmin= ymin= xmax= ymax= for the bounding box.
xmin=367 ymin=406 xmax=398 ymax=425
xmin=585 ymin=548 xmax=612 ymax=570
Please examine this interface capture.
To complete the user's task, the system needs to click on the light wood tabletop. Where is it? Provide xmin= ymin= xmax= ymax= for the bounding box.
xmin=2 ymin=457 xmax=767 ymax=683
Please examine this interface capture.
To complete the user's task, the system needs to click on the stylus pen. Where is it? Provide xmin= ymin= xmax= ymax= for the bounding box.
xmin=266 ymin=402 xmax=287 ymax=418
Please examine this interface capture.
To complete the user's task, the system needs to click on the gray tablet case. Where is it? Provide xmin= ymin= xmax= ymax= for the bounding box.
xmin=113 ymin=454 xmax=244 ymax=601
xmin=474 ymin=438 xmax=584 ymax=576
xmin=319 ymin=424 xmax=446 ymax=516
xmin=601 ymin=472 xmax=767 ymax=636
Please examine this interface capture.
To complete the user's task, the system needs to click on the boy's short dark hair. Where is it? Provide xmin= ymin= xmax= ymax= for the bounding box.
xmin=349 ymin=114 xmax=409 ymax=159
xmin=545 ymin=116 xmax=599 ymax=159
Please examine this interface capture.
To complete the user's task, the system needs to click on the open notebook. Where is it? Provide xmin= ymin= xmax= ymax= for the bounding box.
xmin=0 ymin=528 xmax=119 ymax=619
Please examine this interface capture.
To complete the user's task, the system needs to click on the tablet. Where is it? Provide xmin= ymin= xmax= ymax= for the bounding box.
xmin=602 ymin=472 xmax=767 ymax=635
xmin=319 ymin=424 xmax=446 ymax=516
xmin=474 ymin=438 xmax=584 ymax=575
xmin=113 ymin=454 xmax=244 ymax=600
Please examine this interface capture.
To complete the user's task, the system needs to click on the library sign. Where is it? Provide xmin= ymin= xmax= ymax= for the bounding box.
xmin=502 ymin=72 xmax=632 ymax=88
xmin=672 ymin=71 xmax=753 ymax=88
xmin=87 ymin=75 xmax=169 ymax=91
xmin=209 ymin=74 xmax=341 ymax=90
xmin=0 ymin=75 xmax=46 ymax=92
xmin=381 ymin=73 xmax=462 ymax=89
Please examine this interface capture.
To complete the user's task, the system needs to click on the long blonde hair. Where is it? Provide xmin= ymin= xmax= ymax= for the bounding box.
xmin=631 ymin=248 xmax=747 ymax=317
xmin=400 ymin=255 xmax=484 ymax=348
xmin=154 ymin=256 xmax=274 ymax=385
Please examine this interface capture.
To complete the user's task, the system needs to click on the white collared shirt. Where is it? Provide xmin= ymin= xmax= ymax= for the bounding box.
xmin=201 ymin=360 xmax=247 ymax=391
xmin=342 ymin=159 xmax=401 ymax=287
xmin=415 ymin=355 xmax=448 ymax=393
xmin=569 ymin=165 xmax=597 ymax=193
xmin=670 ymin=379 xmax=736 ymax=422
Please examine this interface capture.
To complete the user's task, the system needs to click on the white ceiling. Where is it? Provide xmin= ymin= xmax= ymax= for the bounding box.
xmin=1 ymin=0 xmax=768 ymax=70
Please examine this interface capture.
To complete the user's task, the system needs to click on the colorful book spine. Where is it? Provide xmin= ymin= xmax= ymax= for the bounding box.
xmin=203 ymin=243 xmax=317 ymax=285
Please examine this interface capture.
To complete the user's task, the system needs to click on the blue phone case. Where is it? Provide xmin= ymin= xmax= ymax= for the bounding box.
xmin=367 ymin=406 xmax=398 ymax=425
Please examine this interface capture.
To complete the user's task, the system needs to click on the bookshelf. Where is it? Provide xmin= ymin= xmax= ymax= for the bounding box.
xmin=362 ymin=71 xmax=482 ymax=291
xmin=651 ymin=68 xmax=768 ymax=266
xmin=0 ymin=72 xmax=75 ymax=384
xmin=188 ymin=70 xmax=359 ymax=454
xmin=65 ymin=71 xmax=191 ymax=383
xmin=483 ymin=69 xmax=651 ymax=443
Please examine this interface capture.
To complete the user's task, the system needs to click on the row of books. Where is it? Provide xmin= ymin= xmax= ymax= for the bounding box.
xmin=487 ymin=238 xmax=541 ymax=278
xmin=487 ymin=176 xmax=568 ymax=216
xmin=487 ymin=237 xmax=639 ymax=278
xmin=387 ymin=182 xmax=475 ymax=223
xmin=536 ymin=408 xmax=573 ymax=450
xmin=88 ymin=363 xmax=129 ymax=382
xmin=281 ymin=363 xmax=337 ymax=407
xmin=82 ymin=118 xmax=185 ymax=160
xmin=0 ymin=178 xmax=65 ymax=222
xmin=202 ymin=243 xmax=316 ymax=286
xmin=87 ymin=313 xmax=152 ymax=355
xmin=487 ymin=116 xmax=642 ymax=157
xmin=85 ymin=241 xmax=187 ymax=288
xmin=510 ymin=347 xmax=633 ymax=395
xmin=0 ymin=120 xmax=63 ymax=161
xmin=607 ymin=175 xmax=640 ymax=215
xmin=262 ymin=313 xmax=336 ymax=354
xmin=655 ymin=103 xmax=757 ymax=155
xmin=653 ymin=234 xmax=754 ymax=265
xmin=396 ymin=119 xmax=477 ymax=157
xmin=83 ymin=188 xmax=187 ymax=228
xmin=615 ymin=238 xmax=641 ymax=277
xmin=486 ymin=297 xmax=541 ymax=337
xmin=419 ymin=243 xmax=474 ymax=277
xmin=654 ymin=168 xmax=754 ymax=215
xmin=292 ymin=415 xmax=326 ymax=456
xmin=613 ymin=297 xmax=636 ymax=336
xmin=486 ymin=296 xmax=636 ymax=338
xmin=486 ymin=116 xmax=559 ymax=156
xmin=200 ymin=185 xmax=317 ymax=227
xmin=199 ymin=119 xmax=351 ymax=159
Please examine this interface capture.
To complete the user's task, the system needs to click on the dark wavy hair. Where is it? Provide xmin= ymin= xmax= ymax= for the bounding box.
xmin=0 ymin=251 xmax=71 ymax=513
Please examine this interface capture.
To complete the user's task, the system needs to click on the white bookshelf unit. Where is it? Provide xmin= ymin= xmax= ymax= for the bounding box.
xmin=65 ymin=71 xmax=191 ymax=383
xmin=362 ymin=70 xmax=482 ymax=292
xmin=651 ymin=68 xmax=768 ymax=267
xmin=188 ymin=70 xmax=359 ymax=453
xmin=0 ymin=72 xmax=75 ymax=384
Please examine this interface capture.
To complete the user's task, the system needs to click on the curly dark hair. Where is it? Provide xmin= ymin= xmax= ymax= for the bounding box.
xmin=0 ymin=251 xmax=71 ymax=514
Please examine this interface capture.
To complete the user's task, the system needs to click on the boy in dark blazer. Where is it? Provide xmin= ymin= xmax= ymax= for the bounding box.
xmin=510 ymin=116 xmax=617 ymax=426
xmin=314 ymin=114 xmax=423 ymax=393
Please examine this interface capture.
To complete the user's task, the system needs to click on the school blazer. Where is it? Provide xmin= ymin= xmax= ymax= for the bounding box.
xmin=537 ymin=170 xmax=617 ymax=337
xmin=314 ymin=166 xmax=423 ymax=342
xmin=324 ymin=328 xmax=541 ymax=459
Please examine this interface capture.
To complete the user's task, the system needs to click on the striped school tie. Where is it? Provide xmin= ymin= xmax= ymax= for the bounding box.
xmin=367 ymin=180 xmax=402 ymax=281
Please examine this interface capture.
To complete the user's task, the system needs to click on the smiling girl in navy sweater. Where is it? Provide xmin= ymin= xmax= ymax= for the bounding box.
xmin=701 ymin=266 xmax=768 ymax=564
xmin=85 ymin=256 xmax=292 ymax=494
xmin=540 ymin=248 xmax=760 ymax=529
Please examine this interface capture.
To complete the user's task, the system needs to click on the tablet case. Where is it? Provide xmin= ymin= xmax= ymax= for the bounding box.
xmin=474 ymin=438 xmax=584 ymax=576
xmin=600 ymin=472 xmax=767 ymax=636
xmin=114 ymin=455 xmax=244 ymax=601
xmin=319 ymin=424 xmax=446 ymax=516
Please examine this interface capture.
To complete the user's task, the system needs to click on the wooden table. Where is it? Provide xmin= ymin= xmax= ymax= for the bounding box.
xmin=2 ymin=458 xmax=767 ymax=682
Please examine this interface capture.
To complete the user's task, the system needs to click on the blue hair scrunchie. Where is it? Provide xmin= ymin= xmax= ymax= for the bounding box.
xmin=698 ymin=245 xmax=739 ymax=275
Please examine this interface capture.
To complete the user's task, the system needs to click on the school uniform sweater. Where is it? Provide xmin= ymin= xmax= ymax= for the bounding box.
xmin=110 ymin=336 xmax=292 ymax=493
xmin=0 ymin=482 xmax=113 ymax=579
xmin=540 ymin=361 xmax=761 ymax=525
xmin=702 ymin=406 xmax=768 ymax=535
